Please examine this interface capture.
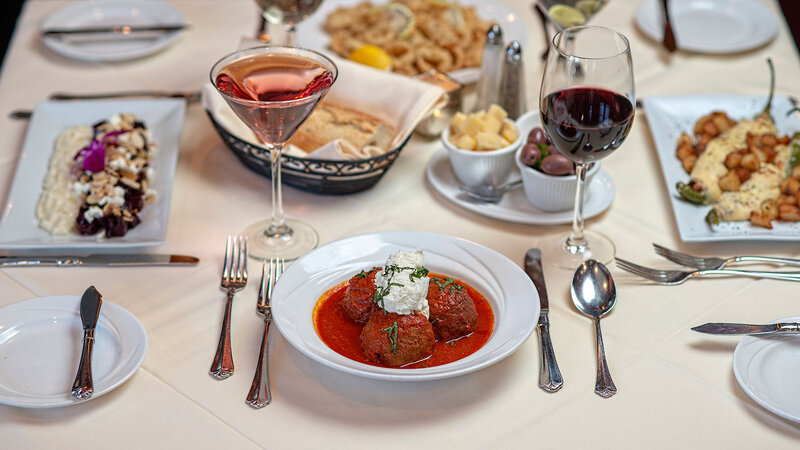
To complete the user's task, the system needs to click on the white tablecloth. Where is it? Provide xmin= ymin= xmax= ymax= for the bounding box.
xmin=2 ymin=1 xmax=800 ymax=448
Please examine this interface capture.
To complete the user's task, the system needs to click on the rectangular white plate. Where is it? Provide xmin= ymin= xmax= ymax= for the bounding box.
xmin=0 ymin=99 xmax=185 ymax=249
xmin=643 ymin=95 xmax=800 ymax=242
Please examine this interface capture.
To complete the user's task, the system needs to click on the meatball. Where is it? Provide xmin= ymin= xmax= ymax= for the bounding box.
xmin=360 ymin=311 xmax=435 ymax=367
xmin=341 ymin=268 xmax=379 ymax=323
xmin=426 ymin=276 xmax=478 ymax=342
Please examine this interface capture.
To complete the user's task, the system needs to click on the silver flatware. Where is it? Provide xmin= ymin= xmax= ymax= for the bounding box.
xmin=524 ymin=249 xmax=563 ymax=393
xmin=210 ymin=235 xmax=248 ymax=380
xmin=0 ymin=254 xmax=198 ymax=267
xmin=458 ymin=179 xmax=522 ymax=203
xmin=9 ymin=90 xmax=201 ymax=120
xmin=71 ymin=286 xmax=103 ymax=399
xmin=615 ymin=257 xmax=800 ymax=285
xmin=572 ymin=259 xmax=617 ymax=398
xmin=653 ymin=243 xmax=800 ymax=270
xmin=692 ymin=322 xmax=800 ymax=336
xmin=246 ymin=257 xmax=284 ymax=409
xmin=42 ymin=24 xmax=187 ymax=37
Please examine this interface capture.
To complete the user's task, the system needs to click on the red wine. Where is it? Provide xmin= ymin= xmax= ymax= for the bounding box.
xmin=214 ymin=53 xmax=334 ymax=145
xmin=541 ymin=87 xmax=634 ymax=163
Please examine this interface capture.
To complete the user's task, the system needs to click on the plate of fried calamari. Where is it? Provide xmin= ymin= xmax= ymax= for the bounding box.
xmin=270 ymin=231 xmax=538 ymax=381
xmin=296 ymin=0 xmax=527 ymax=84
xmin=644 ymin=95 xmax=800 ymax=242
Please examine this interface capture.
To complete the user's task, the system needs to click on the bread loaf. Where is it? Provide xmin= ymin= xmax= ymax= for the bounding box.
xmin=287 ymin=103 xmax=395 ymax=154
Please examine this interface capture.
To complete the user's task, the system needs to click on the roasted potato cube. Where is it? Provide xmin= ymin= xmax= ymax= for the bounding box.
xmin=750 ymin=211 xmax=774 ymax=229
xmin=779 ymin=194 xmax=797 ymax=206
xmin=779 ymin=204 xmax=800 ymax=221
xmin=762 ymin=199 xmax=780 ymax=220
xmin=761 ymin=134 xmax=778 ymax=147
xmin=782 ymin=177 xmax=800 ymax=197
xmin=792 ymin=166 xmax=800 ymax=178
xmin=735 ymin=168 xmax=752 ymax=183
xmin=740 ymin=153 xmax=760 ymax=171
xmin=724 ymin=151 xmax=742 ymax=169
xmin=718 ymin=171 xmax=741 ymax=192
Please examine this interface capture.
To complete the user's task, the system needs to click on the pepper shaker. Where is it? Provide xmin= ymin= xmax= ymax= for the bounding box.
xmin=473 ymin=24 xmax=504 ymax=112
xmin=499 ymin=40 xmax=526 ymax=120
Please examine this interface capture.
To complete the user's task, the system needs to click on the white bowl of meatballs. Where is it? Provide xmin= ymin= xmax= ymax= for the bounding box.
xmin=514 ymin=110 xmax=601 ymax=212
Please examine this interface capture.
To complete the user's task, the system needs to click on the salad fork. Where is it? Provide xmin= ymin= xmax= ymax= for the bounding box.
xmin=653 ymin=243 xmax=800 ymax=270
xmin=210 ymin=235 xmax=248 ymax=380
xmin=615 ymin=257 xmax=800 ymax=285
xmin=246 ymin=257 xmax=283 ymax=408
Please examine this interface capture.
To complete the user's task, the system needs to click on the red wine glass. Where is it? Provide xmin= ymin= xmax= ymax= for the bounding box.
xmin=211 ymin=46 xmax=337 ymax=260
xmin=539 ymin=26 xmax=634 ymax=268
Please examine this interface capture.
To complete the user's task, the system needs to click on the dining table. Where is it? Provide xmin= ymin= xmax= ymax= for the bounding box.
xmin=2 ymin=0 xmax=800 ymax=448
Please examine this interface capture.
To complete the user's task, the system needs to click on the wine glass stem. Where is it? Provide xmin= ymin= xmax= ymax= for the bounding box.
xmin=566 ymin=163 xmax=588 ymax=254
xmin=267 ymin=145 xmax=288 ymax=237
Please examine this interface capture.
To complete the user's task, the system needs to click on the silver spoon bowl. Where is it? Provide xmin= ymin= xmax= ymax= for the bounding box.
xmin=458 ymin=179 xmax=522 ymax=203
xmin=571 ymin=259 xmax=617 ymax=398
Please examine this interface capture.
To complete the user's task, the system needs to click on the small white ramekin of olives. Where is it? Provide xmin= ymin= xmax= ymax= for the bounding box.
xmin=514 ymin=110 xmax=600 ymax=211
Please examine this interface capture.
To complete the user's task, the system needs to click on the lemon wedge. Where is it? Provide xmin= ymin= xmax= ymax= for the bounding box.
xmin=349 ymin=45 xmax=393 ymax=71
xmin=575 ymin=0 xmax=602 ymax=16
xmin=548 ymin=4 xmax=586 ymax=28
xmin=377 ymin=2 xmax=416 ymax=39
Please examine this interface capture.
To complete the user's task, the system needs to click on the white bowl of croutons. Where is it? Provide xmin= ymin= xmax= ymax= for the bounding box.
xmin=442 ymin=104 xmax=523 ymax=188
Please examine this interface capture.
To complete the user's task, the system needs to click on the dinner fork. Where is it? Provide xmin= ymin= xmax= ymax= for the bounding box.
xmin=246 ymin=257 xmax=283 ymax=408
xmin=210 ymin=235 xmax=248 ymax=380
xmin=615 ymin=257 xmax=800 ymax=285
xmin=652 ymin=243 xmax=800 ymax=270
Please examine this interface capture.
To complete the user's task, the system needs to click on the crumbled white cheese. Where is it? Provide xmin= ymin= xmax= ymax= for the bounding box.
xmin=374 ymin=250 xmax=430 ymax=317
xmin=108 ymin=156 xmax=129 ymax=171
xmin=73 ymin=181 xmax=90 ymax=194
xmin=83 ymin=206 xmax=103 ymax=223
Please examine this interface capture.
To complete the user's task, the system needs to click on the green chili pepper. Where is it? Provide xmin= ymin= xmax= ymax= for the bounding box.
xmin=676 ymin=182 xmax=707 ymax=205
xmin=705 ymin=209 xmax=720 ymax=226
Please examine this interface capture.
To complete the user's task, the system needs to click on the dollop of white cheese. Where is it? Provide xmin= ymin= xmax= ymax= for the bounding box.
xmin=83 ymin=206 xmax=103 ymax=223
xmin=374 ymin=250 xmax=430 ymax=318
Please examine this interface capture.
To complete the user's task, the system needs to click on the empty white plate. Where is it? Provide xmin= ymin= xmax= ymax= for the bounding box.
xmin=41 ymin=0 xmax=185 ymax=62
xmin=734 ymin=316 xmax=800 ymax=423
xmin=635 ymin=0 xmax=778 ymax=54
xmin=0 ymin=295 xmax=147 ymax=408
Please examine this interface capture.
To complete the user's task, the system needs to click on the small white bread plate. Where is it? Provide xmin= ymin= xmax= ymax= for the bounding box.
xmin=0 ymin=295 xmax=147 ymax=408
xmin=0 ymin=99 xmax=185 ymax=249
xmin=296 ymin=0 xmax=526 ymax=84
xmin=734 ymin=316 xmax=800 ymax=423
xmin=426 ymin=149 xmax=615 ymax=225
xmin=271 ymin=231 xmax=538 ymax=381
xmin=635 ymin=0 xmax=777 ymax=54
xmin=41 ymin=0 xmax=185 ymax=62
xmin=643 ymin=95 xmax=800 ymax=242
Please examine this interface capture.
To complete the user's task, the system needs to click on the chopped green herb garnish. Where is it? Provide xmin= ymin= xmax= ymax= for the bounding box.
xmin=381 ymin=321 xmax=399 ymax=354
xmin=355 ymin=270 xmax=369 ymax=278
xmin=430 ymin=318 xmax=440 ymax=324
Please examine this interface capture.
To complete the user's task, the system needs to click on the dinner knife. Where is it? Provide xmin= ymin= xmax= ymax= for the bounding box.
xmin=0 ymin=254 xmax=199 ymax=267
xmin=524 ymin=248 xmax=563 ymax=392
xmin=71 ymin=286 xmax=103 ymax=400
xmin=42 ymin=25 xmax=187 ymax=37
xmin=692 ymin=322 xmax=800 ymax=335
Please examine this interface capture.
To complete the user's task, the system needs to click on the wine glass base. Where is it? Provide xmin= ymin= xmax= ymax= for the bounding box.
xmin=243 ymin=218 xmax=319 ymax=261
xmin=540 ymin=230 xmax=616 ymax=270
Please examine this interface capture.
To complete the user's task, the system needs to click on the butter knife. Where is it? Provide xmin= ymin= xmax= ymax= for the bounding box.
xmin=525 ymin=249 xmax=563 ymax=392
xmin=692 ymin=322 xmax=800 ymax=335
xmin=0 ymin=254 xmax=198 ymax=267
xmin=42 ymin=25 xmax=187 ymax=37
xmin=71 ymin=286 xmax=103 ymax=399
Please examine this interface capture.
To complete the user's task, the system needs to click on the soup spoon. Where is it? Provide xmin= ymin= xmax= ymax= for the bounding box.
xmin=571 ymin=259 xmax=617 ymax=398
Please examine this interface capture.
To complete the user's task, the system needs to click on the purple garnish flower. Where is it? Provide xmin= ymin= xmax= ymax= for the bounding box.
xmin=74 ymin=130 xmax=126 ymax=173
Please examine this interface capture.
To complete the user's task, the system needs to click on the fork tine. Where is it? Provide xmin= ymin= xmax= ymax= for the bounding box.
xmin=615 ymin=257 xmax=666 ymax=281
xmin=222 ymin=235 xmax=233 ymax=283
xmin=242 ymin=237 xmax=249 ymax=283
xmin=258 ymin=260 xmax=267 ymax=306
xmin=652 ymin=243 xmax=695 ymax=266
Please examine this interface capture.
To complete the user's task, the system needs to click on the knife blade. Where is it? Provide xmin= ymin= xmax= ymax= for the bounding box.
xmin=71 ymin=286 xmax=103 ymax=399
xmin=0 ymin=254 xmax=198 ymax=267
xmin=42 ymin=24 xmax=187 ymax=37
xmin=692 ymin=322 xmax=800 ymax=335
xmin=524 ymin=248 xmax=563 ymax=392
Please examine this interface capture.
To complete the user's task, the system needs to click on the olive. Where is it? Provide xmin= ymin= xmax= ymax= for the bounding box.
xmin=527 ymin=127 xmax=549 ymax=145
xmin=520 ymin=143 xmax=541 ymax=167
xmin=540 ymin=153 xmax=575 ymax=176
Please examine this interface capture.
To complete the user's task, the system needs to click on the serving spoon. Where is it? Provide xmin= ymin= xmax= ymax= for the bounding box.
xmin=458 ymin=179 xmax=522 ymax=203
xmin=571 ymin=259 xmax=617 ymax=398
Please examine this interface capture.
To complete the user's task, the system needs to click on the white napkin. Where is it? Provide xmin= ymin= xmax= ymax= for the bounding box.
xmin=202 ymin=56 xmax=447 ymax=160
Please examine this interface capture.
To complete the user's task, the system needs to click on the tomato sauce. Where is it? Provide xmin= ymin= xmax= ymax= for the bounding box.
xmin=312 ymin=274 xmax=494 ymax=369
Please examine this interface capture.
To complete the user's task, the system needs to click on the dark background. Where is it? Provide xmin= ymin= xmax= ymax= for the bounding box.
xmin=0 ymin=0 xmax=798 ymax=71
